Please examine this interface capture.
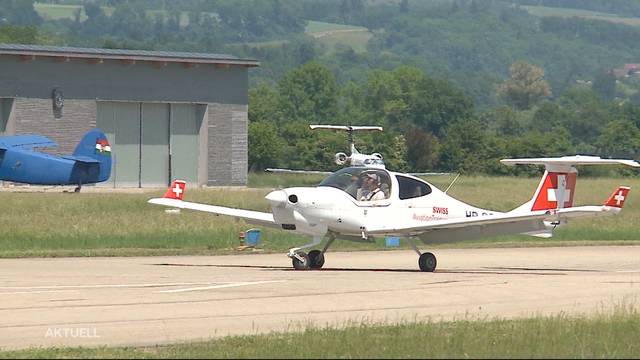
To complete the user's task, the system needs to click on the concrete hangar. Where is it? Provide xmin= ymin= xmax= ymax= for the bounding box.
xmin=0 ymin=44 xmax=259 ymax=187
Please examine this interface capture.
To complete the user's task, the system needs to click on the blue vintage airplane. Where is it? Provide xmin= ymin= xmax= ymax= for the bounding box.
xmin=0 ymin=128 xmax=112 ymax=192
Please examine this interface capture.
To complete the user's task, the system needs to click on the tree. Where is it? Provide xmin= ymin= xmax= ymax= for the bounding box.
xmin=248 ymin=82 xmax=282 ymax=124
xmin=597 ymin=119 xmax=640 ymax=158
xmin=0 ymin=25 xmax=38 ymax=44
xmin=248 ymin=121 xmax=284 ymax=170
xmin=497 ymin=61 xmax=552 ymax=110
xmin=592 ymin=69 xmax=617 ymax=102
xmin=439 ymin=119 xmax=488 ymax=173
xmin=277 ymin=62 xmax=338 ymax=124
xmin=0 ymin=0 xmax=42 ymax=26
xmin=405 ymin=128 xmax=439 ymax=171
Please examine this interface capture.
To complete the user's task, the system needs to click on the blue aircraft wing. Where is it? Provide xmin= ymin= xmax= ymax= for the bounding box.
xmin=0 ymin=135 xmax=57 ymax=149
xmin=61 ymin=155 xmax=100 ymax=164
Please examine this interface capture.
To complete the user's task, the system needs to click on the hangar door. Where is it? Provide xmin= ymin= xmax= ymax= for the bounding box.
xmin=97 ymin=102 xmax=202 ymax=187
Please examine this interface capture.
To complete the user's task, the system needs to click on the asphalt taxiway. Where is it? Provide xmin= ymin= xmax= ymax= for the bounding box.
xmin=1 ymin=246 xmax=639 ymax=349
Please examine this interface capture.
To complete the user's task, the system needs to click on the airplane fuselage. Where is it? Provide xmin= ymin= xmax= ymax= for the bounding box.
xmin=0 ymin=148 xmax=98 ymax=185
xmin=266 ymin=170 xmax=498 ymax=239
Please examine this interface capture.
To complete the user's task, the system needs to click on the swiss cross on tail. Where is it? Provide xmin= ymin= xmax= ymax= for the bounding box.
xmin=604 ymin=186 xmax=630 ymax=208
xmin=95 ymin=138 xmax=111 ymax=156
xmin=163 ymin=180 xmax=186 ymax=200
xmin=532 ymin=172 xmax=577 ymax=210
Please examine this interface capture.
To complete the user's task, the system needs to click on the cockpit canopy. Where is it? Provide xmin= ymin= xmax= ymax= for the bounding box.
xmin=319 ymin=167 xmax=434 ymax=202
xmin=319 ymin=167 xmax=391 ymax=201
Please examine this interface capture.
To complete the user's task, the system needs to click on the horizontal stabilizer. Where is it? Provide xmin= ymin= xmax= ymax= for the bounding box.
xmin=501 ymin=155 xmax=640 ymax=170
xmin=265 ymin=168 xmax=331 ymax=175
xmin=0 ymin=134 xmax=57 ymax=149
xmin=61 ymin=155 xmax=100 ymax=164
xmin=310 ymin=125 xmax=383 ymax=132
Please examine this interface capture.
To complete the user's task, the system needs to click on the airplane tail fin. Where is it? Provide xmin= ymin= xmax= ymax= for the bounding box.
xmin=163 ymin=180 xmax=186 ymax=200
xmin=604 ymin=186 xmax=631 ymax=209
xmin=72 ymin=128 xmax=112 ymax=182
xmin=501 ymin=155 xmax=640 ymax=213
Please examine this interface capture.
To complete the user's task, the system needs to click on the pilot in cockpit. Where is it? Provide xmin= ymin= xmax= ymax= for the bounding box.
xmin=359 ymin=173 xmax=385 ymax=201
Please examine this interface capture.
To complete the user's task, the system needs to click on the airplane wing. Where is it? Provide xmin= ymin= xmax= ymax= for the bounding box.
xmin=148 ymin=180 xmax=278 ymax=228
xmin=367 ymin=186 xmax=630 ymax=243
xmin=0 ymin=135 xmax=57 ymax=149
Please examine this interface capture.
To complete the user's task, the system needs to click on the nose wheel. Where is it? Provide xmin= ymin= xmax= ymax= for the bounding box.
xmin=418 ymin=252 xmax=437 ymax=272
xmin=288 ymin=235 xmax=334 ymax=270
xmin=308 ymin=250 xmax=325 ymax=269
xmin=291 ymin=250 xmax=325 ymax=270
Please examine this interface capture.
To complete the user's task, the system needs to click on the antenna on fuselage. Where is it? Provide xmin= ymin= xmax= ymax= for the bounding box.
xmin=444 ymin=173 xmax=460 ymax=194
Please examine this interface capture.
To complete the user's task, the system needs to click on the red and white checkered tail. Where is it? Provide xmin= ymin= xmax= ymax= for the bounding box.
xmin=163 ymin=180 xmax=186 ymax=200
xmin=530 ymin=171 xmax=577 ymax=211
xmin=604 ymin=186 xmax=631 ymax=208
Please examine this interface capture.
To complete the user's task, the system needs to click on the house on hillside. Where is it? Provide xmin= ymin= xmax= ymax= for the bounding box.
xmin=613 ymin=63 xmax=640 ymax=78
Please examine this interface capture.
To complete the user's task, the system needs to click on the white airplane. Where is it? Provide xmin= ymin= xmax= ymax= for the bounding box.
xmin=149 ymin=155 xmax=638 ymax=272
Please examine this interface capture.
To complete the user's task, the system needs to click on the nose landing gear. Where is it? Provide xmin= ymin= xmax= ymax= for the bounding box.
xmin=288 ymin=234 xmax=335 ymax=270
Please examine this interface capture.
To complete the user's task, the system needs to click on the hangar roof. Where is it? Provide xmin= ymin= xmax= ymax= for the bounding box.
xmin=0 ymin=43 xmax=259 ymax=67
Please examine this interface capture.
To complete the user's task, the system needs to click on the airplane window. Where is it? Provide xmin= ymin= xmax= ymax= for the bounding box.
xmin=396 ymin=175 xmax=432 ymax=200
xmin=319 ymin=167 xmax=391 ymax=201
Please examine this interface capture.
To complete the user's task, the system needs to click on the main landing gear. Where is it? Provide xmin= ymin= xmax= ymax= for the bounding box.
xmin=289 ymin=234 xmax=335 ymax=270
xmin=407 ymin=237 xmax=437 ymax=272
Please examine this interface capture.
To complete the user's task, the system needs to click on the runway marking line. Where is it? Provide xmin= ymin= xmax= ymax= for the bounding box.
xmin=0 ymin=282 xmax=254 ymax=293
xmin=158 ymin=280 xmax=285 ymax=293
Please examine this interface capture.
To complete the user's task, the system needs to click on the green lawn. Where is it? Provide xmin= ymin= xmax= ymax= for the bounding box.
xmin=305 ymin=20 xmax=366 ymax=34
xmin=0 ymin=174 xmax=638 ymax=258
xmin=3 ymin=306 xmax=639 ymax=358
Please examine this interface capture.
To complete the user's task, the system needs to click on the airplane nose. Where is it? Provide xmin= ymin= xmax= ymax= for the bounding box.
xmin=265 ymin=190 xmax=288 ymax=208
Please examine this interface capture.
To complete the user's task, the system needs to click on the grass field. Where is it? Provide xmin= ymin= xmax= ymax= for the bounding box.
xmin=522 ymin=5 xmax=640 ymax=27
xmin=237 ymin=20 xmax=373 ymax=52
xmin=34 ymin=3 xmax=115 ymax=22
xmin=2 ymin=305 xmax=638 ymax=358
xmin=0 ymin=174 xmax=638 ymax=258
xmin=306 ymin=20 xmax=372 ymax=53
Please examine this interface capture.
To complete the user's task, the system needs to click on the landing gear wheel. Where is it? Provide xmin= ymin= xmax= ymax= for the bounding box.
xmin=418 ymin=252 xmax=437 ymax=272
xmin=308 ymin=250 xmax=325 ymax=269
xmin=292 ymin=252 xmax=310 ymax=270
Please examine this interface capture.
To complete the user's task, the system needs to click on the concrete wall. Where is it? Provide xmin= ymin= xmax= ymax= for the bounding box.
xmin=0 ymin=56 xmax=248 ymax=105
xmin=206 ymin=103 xmax=248 ymax=186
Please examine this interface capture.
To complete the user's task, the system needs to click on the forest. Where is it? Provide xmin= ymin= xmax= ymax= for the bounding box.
xmin=1 ymin=0 xmax=639 ymax=174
